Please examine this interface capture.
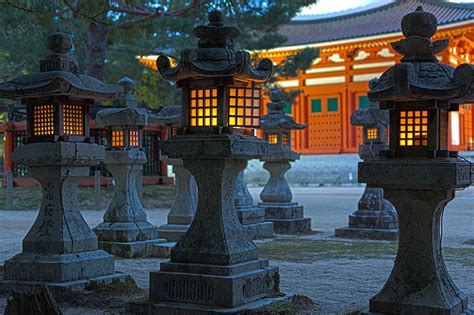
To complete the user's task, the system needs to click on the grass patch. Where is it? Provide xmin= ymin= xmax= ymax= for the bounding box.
xmin=463 ymin=239 xmax=474 ymax=246
xmin=259 ymin=238 xmax=474 ymax=266
xmin=1 ymin=184 xmax=176 ymax=211
xmin=256 ymin=295 xmax=316 ymax=314
xmin=259 ymin=238 xmax=398 ymax=263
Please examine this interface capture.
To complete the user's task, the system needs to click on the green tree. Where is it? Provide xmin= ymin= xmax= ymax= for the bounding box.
xmin=0 ymin=0 xmax=317 ymax=108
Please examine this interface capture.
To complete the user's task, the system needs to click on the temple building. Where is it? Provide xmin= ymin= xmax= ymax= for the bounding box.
xmin=141 ymin=0 xmax=474 ymax=155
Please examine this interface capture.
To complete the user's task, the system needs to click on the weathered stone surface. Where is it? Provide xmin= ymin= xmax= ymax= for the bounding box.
xmin=234 ymin=170 xmax=274 ymax=239
xmin=158 ymin=157 xmax=197 ymax=242
xmin=93 ymin=149 xmax=163 ymax=258
xmin=150 ymin=259 xmax=279 ymax=308
xmin=2 ymin=142 xmax=126 ymax=288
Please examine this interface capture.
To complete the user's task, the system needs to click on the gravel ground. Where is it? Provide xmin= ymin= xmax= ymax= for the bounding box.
xmin=0 ymin=186 xmax=472 ymax=314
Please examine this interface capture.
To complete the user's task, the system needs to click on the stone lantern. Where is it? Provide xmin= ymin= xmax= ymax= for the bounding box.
xmin=335 ymin=98 xmax=398 ymax=240
xmin=233 ymin=169 xmax=274 ymax=239
xmin=360 ymin=7 xmax=474 ymax=314
xmin=150 ymin=106 xmax=198 ymax=254
xmin=258 ymin=90 xmax=311 ymax=234
xmin=93 ymin=76 xmax=164 ymax=258
xmin=0 ymin=32 xmax=129 ymax=290
xmin=127 ymin=11 xmax=282 ymax=313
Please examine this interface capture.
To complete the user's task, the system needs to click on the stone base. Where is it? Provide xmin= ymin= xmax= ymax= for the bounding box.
xmin=236 ymin=206 xmax=274 ymax=239
xmin=260 ymin=202 xmax=311 ymax=234
xmin=126 ymin=293 xmax=292 ymax=315
xmin=3 ymin=250 xmax=115 ymax=283
xmin=151 ymin=242 xmax=176 ymax=258
xmin=334 ymin=227 xmax=398 ymax=240
xmin=98 ymin=239 xmax=166 ymax=258
xmin=242 ymin=221 xmax=274 ymax=240
xmin=149 ymin=259 xmax=279 ymax=308
xmin=93 ymin=221 xmax=159 ymax=243
xmin=0 ymin=273 xmax=131 ymax=294
xmin=157 ymin=224 xmax=190 ymax=242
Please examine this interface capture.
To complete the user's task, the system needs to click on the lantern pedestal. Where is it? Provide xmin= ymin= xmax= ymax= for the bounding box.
xmin=234 ymin=170 xmax=274 ymax=239
xmin=157 ymin=157 xmax=197 ymax=242
xmin=0 ymin=142 xmax=129 ymax=293
xmin=94 ymin=149 xmax=165 ymax=258
xmin=335 ymin=186 xmax=398 ymax=240
xmin=359 ymin=158 xmax=473 ymax=315
xmin=259 ymin=158 xmax=311 ymax=234
xmin=130 ymin=134 xmax=281 ymax=313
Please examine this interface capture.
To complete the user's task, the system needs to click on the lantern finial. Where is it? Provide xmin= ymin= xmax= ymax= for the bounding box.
xmin=392 ymin=6 xmax=447 ymax=62
xmin=46 ymin=32 xmax=73 ymax=54
xmin=41 ymin=32 xmax=79 ymax=73
xmin=118 ymin=76 xmax=136 ymax=95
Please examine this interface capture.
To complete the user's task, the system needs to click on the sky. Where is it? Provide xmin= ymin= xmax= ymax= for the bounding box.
xmin=296 ymin=0 xmax=474 ymax=20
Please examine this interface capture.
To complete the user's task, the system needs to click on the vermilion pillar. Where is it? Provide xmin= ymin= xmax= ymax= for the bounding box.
xmin=3 ymin=121 xmax=13 ymax=173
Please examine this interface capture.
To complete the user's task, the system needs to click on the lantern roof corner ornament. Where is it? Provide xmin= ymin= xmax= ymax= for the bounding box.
xmin=156 ymin=11 xmax=273 ymax=83
xmin=260 ymin=89 xmax=307 ymax=131
xmin=0 ymin=32 xmax=122 ymax=100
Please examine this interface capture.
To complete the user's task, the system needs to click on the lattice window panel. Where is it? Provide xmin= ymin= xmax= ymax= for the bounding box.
xmin=367 ymin=128 xmax=378 ymax=140
xmin=228 ymin=87 xmax=260 ymax=127
xmin=112 ymin=130 xmax=124 ymax=147
xmin=129 ymin=129 xmax=140 ymax=147
xmin=189 ymin=89 xmax=218 ymax=127
xmin=63 ymin=104 xmax=84 ymax=136
xmin=282 ymin=133 xmax=289 ymax=145
xmin=33 ymin=104 xmax=54 ymax=136
xmin=268 ymin=134 xmax=278 ymax=145
xmin=399 ymin=110 xmax=428 ymax=146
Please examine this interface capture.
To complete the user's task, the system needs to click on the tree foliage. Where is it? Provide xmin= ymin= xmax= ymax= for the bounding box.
xmin=0 ymin=0 xmax=317 ymax=109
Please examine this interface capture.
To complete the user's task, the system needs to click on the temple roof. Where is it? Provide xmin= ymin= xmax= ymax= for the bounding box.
xmin=157 ymin=11 xmax=273 ymax=83
xmin=278 ymin=0 xmax=474 ymax=47
xmin=260 ymin=90 xmax=307 ymax=131
xmin=0 ymin=33 xmax=121 ymax=101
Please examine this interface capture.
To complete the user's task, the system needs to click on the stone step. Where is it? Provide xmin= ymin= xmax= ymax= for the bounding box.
xmin=151 ymin=242 xmax=176 ymax=258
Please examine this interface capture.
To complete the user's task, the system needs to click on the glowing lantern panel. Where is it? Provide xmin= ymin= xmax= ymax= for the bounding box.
xmin=189 ymin=88 xmax=218 ymax=127
xmin=398 ymin=110 xmax=428 ymax=147
xmin=33 ymin=104 xmax=55 ymax=136
xmin=367 ymin=128 xmax=378 ymax=140
xmin=228 ymin=87 xmax=261 ymax=128
xmin=111 ymin=130 xmax=124 ymax=147
xmin=129 ymin=129 xmax=140 ymax=147
xmin=268 ymin=134 xmax=278 ymax=145
xmin=63 ymin=104 xmax=84 ymax=136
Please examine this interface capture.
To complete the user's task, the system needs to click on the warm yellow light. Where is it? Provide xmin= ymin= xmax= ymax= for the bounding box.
xmin=112 ymin=130 xmax=124 ymax=147
xmin=33 ymin=104 xmax=54 ymax=136
xmin=129 ymin=130 xmax=139 ymax=147
xmin=367 ymin=128 xmax=378 ymax=140
xmin=227 ymin=86 xmax=261 ymax=128
xmin=282 ymin=133 xmax=289 ymax=145
xmin=268 ymin=134 xmax=278 ymax=144
xmin=399 ymin=110 xmax=428 ymax=147
xmin=63 ymin=104 xmax=84 ymax=136
xmin=189 ymin=88 xmax=218 ymax=127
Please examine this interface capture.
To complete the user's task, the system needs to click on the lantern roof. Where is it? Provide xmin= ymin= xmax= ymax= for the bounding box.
xmin=149 ymin=105 xmax=181 ymax=127
xmin=368 ymin=7 xmax=463 ymax=103
xmin=95 ymin=76 xmax=147 ymax=127
xmin=0 ymin=32 xmax=122 ymax=100
xmin=351 ymin=95 xmax=389 ymax=127
xmin=260 ymin=90 xmax=308 ymax=131
xmin=157 ymin=11 xmax=273 ymax=83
